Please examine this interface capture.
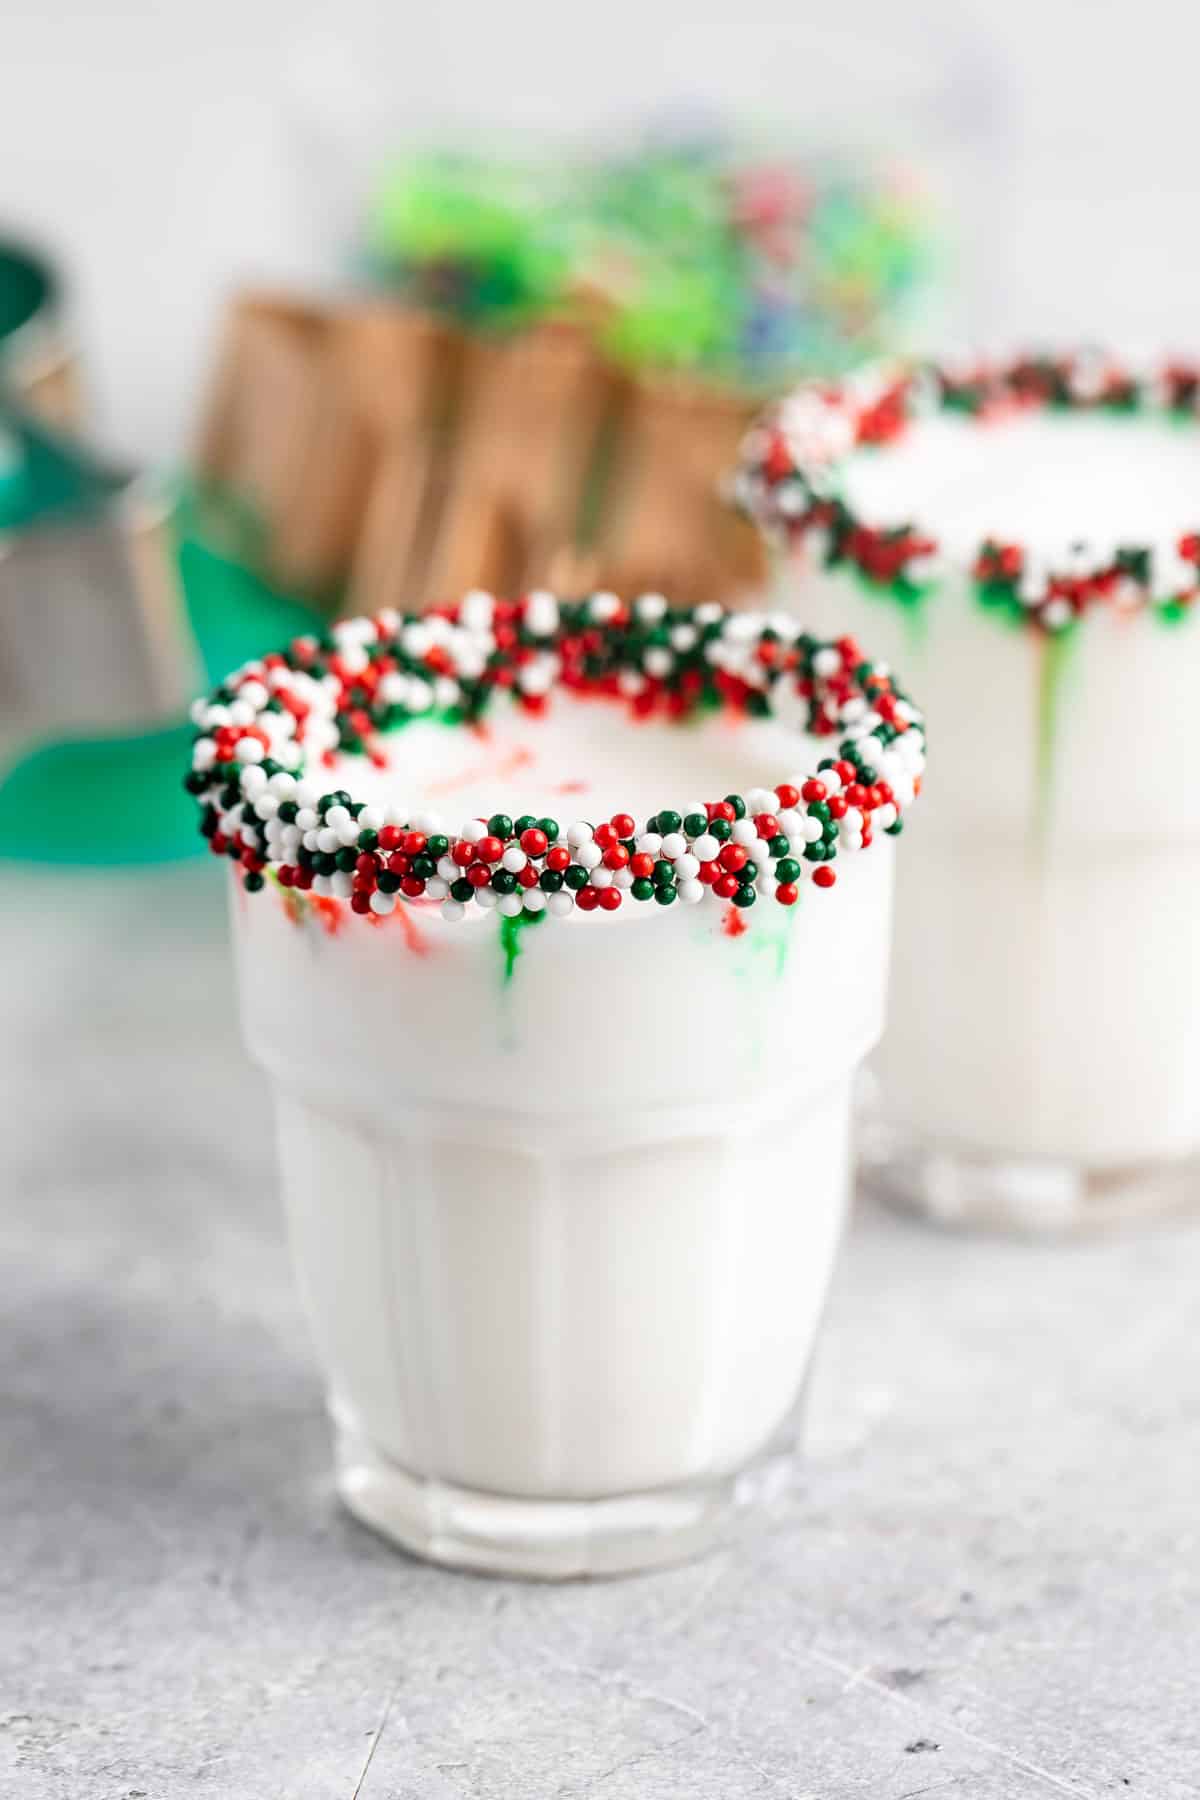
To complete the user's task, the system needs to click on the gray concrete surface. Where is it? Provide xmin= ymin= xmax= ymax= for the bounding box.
xmin=3 ymin=865 xmax=1198 ymax=1799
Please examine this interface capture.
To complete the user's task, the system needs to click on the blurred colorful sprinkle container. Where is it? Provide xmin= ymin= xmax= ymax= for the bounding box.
xmin=737 ymin=351 xmax=1200 ymax=1233
xmin=186 ymin=592 xmax=925 ymax=1575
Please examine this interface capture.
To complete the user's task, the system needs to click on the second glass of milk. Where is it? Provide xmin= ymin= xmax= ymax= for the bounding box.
xmin=738 ymin=354 xmax=1200 ymax=1234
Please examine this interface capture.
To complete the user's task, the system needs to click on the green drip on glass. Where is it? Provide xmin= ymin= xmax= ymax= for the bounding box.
xmin=499 ymin=907 xmax=544 ymax=982
xmin=1035 ymin=624 xmax=1080 ymax=836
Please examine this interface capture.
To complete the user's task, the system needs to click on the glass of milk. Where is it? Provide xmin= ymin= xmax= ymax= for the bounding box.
xmin=188 ymin=590 xmax=925 ymax=1575
xmin=737 ymin=353 xmax=1200 ymax=1234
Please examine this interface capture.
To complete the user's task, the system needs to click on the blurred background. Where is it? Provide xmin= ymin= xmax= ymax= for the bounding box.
xmin=3 ymin=0 xmax=1199 ymax=466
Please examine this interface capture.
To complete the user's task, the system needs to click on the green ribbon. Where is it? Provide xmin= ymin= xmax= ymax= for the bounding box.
xmin=0 ymin=239 xmax=121 ymax=531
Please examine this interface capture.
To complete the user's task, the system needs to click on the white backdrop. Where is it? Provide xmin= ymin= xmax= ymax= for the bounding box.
xmin=2 ymin=0 xmax=1198 ymax=463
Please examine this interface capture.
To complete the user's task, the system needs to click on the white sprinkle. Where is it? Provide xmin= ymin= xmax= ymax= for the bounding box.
xmin=460 ymin=588 xmax=494 ymax=632
xmin=525 ymin=590 xmax=559 ymax=636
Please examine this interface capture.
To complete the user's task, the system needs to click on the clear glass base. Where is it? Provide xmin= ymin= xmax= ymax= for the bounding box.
xmin=863 ymin=1127 xmax=1200 ymax=1237
xmin=334 ymin=1419 xmax=797 ymax=1580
